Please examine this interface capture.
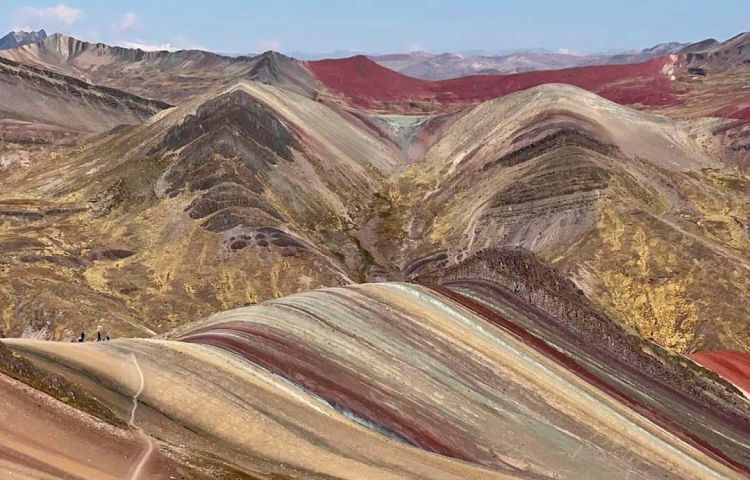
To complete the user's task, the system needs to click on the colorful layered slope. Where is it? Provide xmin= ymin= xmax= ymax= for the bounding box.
xmin=306 ymin=54 xmax=681 ymax=110
xmin=2 ymin=30 xmax=750 ymax=480
xmin=3 ymin=78 xmax=750 ymax=355
xmin=309 ymin=49 xmax=750 ymax=121
xmin=376 ymin=83 xmax=750 ymax=352
xmin=2 ymin=280 xmax=749 ymax=479
xmin=0 ymin=79 xmax=400 ymax=340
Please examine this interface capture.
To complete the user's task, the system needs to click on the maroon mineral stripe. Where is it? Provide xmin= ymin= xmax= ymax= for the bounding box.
xmin=429 ymin=285 xmax=750 ymax=477
xmin=179 ymin=323 xmax=491 ymax=466
xmin=447 ymin=279 xmax=750 ymax=431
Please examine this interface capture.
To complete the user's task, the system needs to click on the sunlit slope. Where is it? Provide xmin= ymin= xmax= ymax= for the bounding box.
xmin=0 ymin=373 xmax=197 ymax=479
xmin=0 ymin=80 xmax=401 ymax=340
xmin=3 ymin=281 xmax=748 ymax=479
xmin=3 ymin=75 xmax=750 ymax=356
xmin=388 ymin=83 xmax=750 ymax=352
xmin=0 ymin=57 xmax=168 ymax=150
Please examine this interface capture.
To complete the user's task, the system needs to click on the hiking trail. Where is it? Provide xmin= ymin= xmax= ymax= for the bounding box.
xmin=128 ymin=353 xmax=154 ymax=480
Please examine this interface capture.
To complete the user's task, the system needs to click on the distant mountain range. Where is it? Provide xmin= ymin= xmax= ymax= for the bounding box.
xmin=0 ymin=29 xmax=744 ymax=100
xmin=0 ymin=29 xmax=745 ymax=117
xmin=368 ymin=42 xmax=691 ymax=80
xmin=370 ymin=51 xmax=592 ymax=80
xmin=0 ymin=32 xmax=312 ymax=103
xmin=0 ymin=29 xmax=47 ymax=50
xmin=604 ymin=41 xmax=688 ymax=64
xmin=681 ymin=31 xmax=750 ymax=71
xmin=0 ymin=29 xmax=733 ymax=82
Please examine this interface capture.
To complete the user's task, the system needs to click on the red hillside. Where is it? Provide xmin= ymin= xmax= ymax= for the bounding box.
xmin=306 ymin=54 xmax=682 ymax=109
xmin=714 ymin=99 xmax=750 ymax=120
xmin=690 ymin=350 xmax=750 ymax=394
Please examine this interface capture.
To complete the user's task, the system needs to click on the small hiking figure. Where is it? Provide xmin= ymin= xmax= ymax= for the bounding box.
xmin=106 ymin=334 xmax=110 ymax=341
xmin=78 ymin=331 xmax=85 ymax=342
xmin=97 ymin=331 xmax=102 ymax=342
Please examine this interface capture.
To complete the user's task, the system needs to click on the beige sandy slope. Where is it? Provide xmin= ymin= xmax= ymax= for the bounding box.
xmin=3 ymin=339 xmax=512 ymax=480
xmin=0 ymin=372 xmax=181 ymax=479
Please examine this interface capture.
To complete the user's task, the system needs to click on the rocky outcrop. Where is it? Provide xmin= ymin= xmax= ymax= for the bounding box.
xmin=0 ymin=29 xmax=47 ymax=50
xmin=681 ymin=32 xmax=750 ymax=72
xmin=245 ymin=50 xmax=317 ymax=98
xmin=416 ymin=248 xmax=750 ymax=472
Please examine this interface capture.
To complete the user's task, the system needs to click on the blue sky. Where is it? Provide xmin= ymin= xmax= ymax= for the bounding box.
xmin=2 ymin=1 xmax=748 ymax=55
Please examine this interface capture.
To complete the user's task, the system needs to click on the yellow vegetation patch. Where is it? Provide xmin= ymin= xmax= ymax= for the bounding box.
xmin=678 ymin=169 xmax=750 ymax=253
xmin=697 ymin=214 xmax=750 ymax=250
xmin=428 ymin=217 xmax=454 ymax=244
xmin=82 ymin=263 xmax=110 ymax=294
xmin=593 ymin=205 xmax=699 ymax=351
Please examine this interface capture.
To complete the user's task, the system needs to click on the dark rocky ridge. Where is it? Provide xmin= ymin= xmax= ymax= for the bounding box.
xmin=158 ymin=89 xmax=300 ymax=163
xmin=187 ymin=183 xmax=284 ymax=222
xmin=245 ymin=51 xmax=318 ymax=98
xmin=158 ymin=90 xmax=303 ymax=239
xmin=681 ymin=32 xmax=750 ymax=72
xmin=490 ymin=152 xmax=612 ymax=207
xmin=483 ymin=128 xmax=618 ymax=170
xmin=155 ymin=89 xmax=334 ymax=260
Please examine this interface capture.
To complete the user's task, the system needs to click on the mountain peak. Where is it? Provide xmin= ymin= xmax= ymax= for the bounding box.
xmin=0 ymin=29 xmax=48 ymax=50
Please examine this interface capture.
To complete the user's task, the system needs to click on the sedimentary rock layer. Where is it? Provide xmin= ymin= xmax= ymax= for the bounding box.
xmin=3 ymin=281 xmax=748 ymax=478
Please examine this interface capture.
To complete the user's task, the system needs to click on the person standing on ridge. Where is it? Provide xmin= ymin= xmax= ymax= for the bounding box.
xmin=77 ymin=331 xmax=85 ymax=342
